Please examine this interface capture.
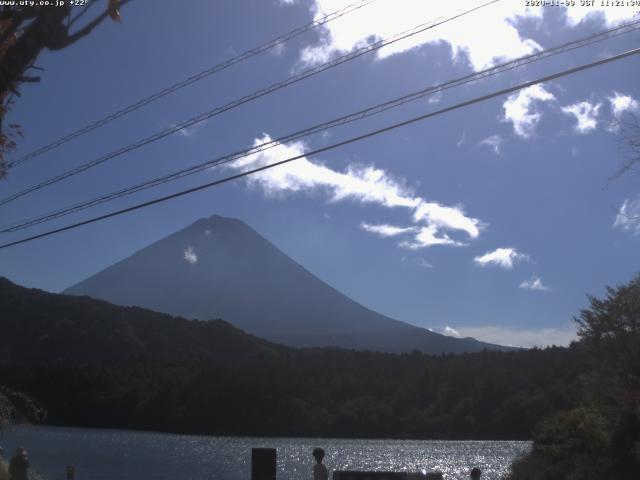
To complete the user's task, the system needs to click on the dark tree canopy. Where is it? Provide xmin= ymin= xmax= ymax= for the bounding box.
xmin=0 ymin=0 xmax=130 ymax=178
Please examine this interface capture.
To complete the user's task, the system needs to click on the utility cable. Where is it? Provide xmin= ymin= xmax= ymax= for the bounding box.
xmin=5 ymin=0 xmax=379 ymax=169
xmin=0 ymin=0 xmax=501 ymax=207
xmin=2 ymin=18 xmax=638 ymax=232
xmin=1 ymin=43 xmax=638 ymax=249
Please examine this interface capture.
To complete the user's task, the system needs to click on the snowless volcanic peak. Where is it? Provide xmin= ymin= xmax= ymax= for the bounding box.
xmin=65 ymin=215 xmax=514 ymax=354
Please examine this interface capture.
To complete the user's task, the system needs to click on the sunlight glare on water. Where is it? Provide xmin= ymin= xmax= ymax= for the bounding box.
xmin=0 ymin=426 xmax=530 ymax=480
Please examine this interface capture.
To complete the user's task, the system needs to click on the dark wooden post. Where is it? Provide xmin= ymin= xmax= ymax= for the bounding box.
xmin=251 ymin=448 xmax=276 ymax=480
xmin=65 ymin=465 xmax=75 ymax=480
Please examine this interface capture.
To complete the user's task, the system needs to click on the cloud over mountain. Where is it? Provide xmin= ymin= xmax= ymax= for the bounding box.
xmin=230 ymin=134 xmax=482 ymax=249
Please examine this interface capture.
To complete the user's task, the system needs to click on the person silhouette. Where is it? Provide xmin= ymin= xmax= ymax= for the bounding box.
xmin=0 ymin=447 xmax=8 ymax=480
xmin=470 ymin=467 xmax=482 ymax=480
xmin=8 ymin=448 xmax=29 ymax=480
xmin=312 ymin=447 xmax=328 ymax=480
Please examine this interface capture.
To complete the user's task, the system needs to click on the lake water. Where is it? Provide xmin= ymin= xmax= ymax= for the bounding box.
xmin=0 ymin=426 xmax=530 ymax=480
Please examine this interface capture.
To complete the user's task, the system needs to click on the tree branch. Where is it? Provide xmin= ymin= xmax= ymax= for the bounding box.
xmin=17 ymin=75 xmax=39 ymax=83
xmin=49 ymin=0 xmax=131 ymax=51
xmin=0 ymin=18 xmax=21 ymax=47
xmin=69 ymin=0 xmax=98 ymax=27
xmin=0 ymin=8 xmax=41 ymax=22
xmin=606 ymin=113 xmax=640 ymax=187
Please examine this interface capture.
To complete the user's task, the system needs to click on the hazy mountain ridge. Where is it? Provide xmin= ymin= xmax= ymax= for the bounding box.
xmin=64 ymin=214 xmax=514 ymax=354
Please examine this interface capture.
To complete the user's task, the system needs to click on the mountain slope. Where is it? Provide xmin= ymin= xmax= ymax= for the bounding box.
xmin=0 ymin=276 xmax=280 ymax=365
xmin=65 ymin=214 xmax=511 ymax=354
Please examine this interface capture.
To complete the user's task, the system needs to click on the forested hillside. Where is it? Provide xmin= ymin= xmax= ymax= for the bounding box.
xmin=0 ymin=277 xmax=281 ymax=365
xmin=1 ymin=277 xmax=581 ymax=439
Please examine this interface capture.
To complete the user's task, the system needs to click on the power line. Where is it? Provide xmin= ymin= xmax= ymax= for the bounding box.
xmin=3 ymin=19 xmax=639 ymax=233
xmin=0 ymin=0 xmax=501 ymax=207
xmin=1 ymin=44 xmax=638 ymax=250
xmin=5 ymin=0 xmax=378 ymax=169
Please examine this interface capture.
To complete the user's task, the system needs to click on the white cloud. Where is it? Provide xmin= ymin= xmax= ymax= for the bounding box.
xmin=159 ymin=120 xmax=205 ymax=138
xmin=443 ymin=325 xmax=461 ymax=338
xmin=296 ymin=0 xmax=636 ymax=73
xmin=454 ymin=325 xmax=577 ymax=348
xmin=412 ymin=202 xmax=480 ymax=238
xmin=268 ymin=41 xmax=286 ymax=57
xmin=503 ymin=85 xmax=555 ymax=138
xmin=609 ymin=92 xmax=639 ymax=118
xmin=399 ymin=225 xmax=467 ymax=249
xmin=299 ymin=0 xmax=546 ymax=71
xmin=177 ymin=122 xmax=205 ymax=138
xmin=562 ymin=101 xmax=601 ymax=133
xmin=563 ymin=3 xmax=637 ymax=26
xmin=613 ymin=196 xmax=640 ymax=234
xmin=456 ymin=131 xmax=466 ymax=148
xmin=230 ymin=134 xmax=482 ymax=249
xmin=519 ymin=275 xmax=550 ymax=291
xmin=427 ymin=92 xmax=442 ymax=104
xmin=204 ymin=229 xmax=212 ymax=236
xmin=479 ymin=135 xmax=503 ymax=155
xmin=401 ymin=256 xmax=434 ymax=268
xmin=418 ymin=258 xmax=433 ymax=268
xmin=360 ymin=222 xmax=417 ymax=237
xmin=183 ymin=246 xmax=198 ymax=264
xmin=606 ymin=93 xmax=639 ymax=132
xmin=231 ymin=135 xmax=417 ymax=206
xmin=473 ymin=247 xmax=530 ymax=269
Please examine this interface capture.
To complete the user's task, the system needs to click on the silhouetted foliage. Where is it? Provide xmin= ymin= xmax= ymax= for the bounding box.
xmin=506 ymin=275 xmax=640 ymax=480
xmin=0 ymin=98 xmax=20 ymax=179
xmin=0 ymin=1 xmax=130 ymax=175
xmin=0 ymin=277 xmax=582 ymax=440
xmin=613 ymin=113 xmax=640 ymax=182
xmin=0 ymin=385 xmax=45 ymax=430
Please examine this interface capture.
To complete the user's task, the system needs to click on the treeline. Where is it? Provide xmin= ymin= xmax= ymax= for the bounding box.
xmin=0 ymin=277 xmax=583 ymax=440
xmin=1 ymin=346 xmax=581 ymax=439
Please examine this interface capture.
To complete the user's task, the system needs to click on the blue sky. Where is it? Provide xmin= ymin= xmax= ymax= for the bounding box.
xmin=1 ymin=0 xmax=639 ymax=347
